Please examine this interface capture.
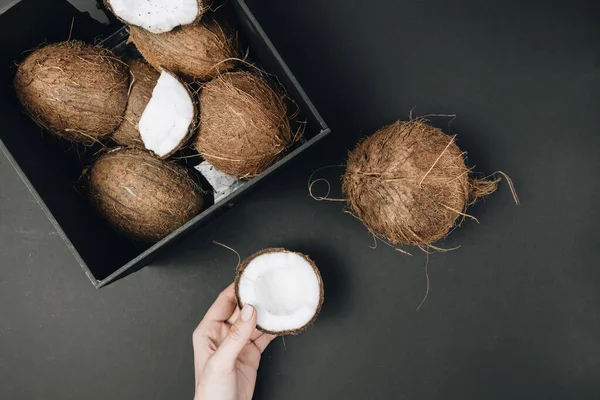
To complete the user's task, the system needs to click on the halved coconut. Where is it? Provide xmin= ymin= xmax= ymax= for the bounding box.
xmin=105 ymin=0 xmax=206 ymax=33
xmin=111 ymin=59 xmax=159 ymax=148
xmin=138 ymin=69 xmax=196 ymax=158
xmin=235 ymin=249 xmax=324 ymax=335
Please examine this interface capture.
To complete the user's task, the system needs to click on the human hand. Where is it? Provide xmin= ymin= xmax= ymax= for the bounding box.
xmin=193 ymin=283 xmax=276 ymax=400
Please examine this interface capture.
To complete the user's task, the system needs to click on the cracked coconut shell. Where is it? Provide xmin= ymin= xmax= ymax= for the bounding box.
xmin=235 ymin=248 xmax=324 ymax=336
xmin=111 ymin=59 xmax=159 ymax=148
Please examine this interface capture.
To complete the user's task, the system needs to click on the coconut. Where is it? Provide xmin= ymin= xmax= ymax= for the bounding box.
xmin=342 ymin=120 xmax=500 ymax=247
xmin=112 ymin=59 xmax=159 ymax=148
xmin=88 ymin=148 xmax=204 ymax=241
xmin=105 ymin=0 xmax=208 ymax=34
xmin=112 ymin=63 xmax=196 ymax=157
xmin=129 ymin=17 xmax=239 ymax=81
xmin=235 ymin=248 xmax=324 ymax=336
xmin=137 ymin=69 xmax=197 ymax=158
xmin=14 ymin=41 xmax=130 ymax=145
xmin=194 ymin=71 xmax=292 ymax=178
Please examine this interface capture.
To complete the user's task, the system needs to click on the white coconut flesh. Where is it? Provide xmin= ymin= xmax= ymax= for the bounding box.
xmin=238 ymin=251 xmax=322 ymax=333
xmin=108 ymin=0 xmax=199 ymax=33
xmin=139 ymin=70 xmax=194 ymax=158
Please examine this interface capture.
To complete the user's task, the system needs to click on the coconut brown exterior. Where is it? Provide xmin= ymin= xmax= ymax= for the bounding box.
xmin=129 ymin=17 xmax=239 ymax=81
xmin=234 ymin=248 xmax=324 ymax=336
xmin=88 ymin=148 xmax=204 ymax=241
xmin=195 ymin=71 xmax=292 ymax=178
xmin=342 ymin=120 xmax=499 ymax=247
xmin=104 ymin=0 xmax=208 ymax=32
xmin=112 ymin=59 xmax=159 ymax=148
xmin=14 ymin=41 xmax=129 ymax=145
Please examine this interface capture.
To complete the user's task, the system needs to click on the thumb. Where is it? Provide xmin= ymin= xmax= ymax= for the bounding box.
xmin=211 ymin=304 xmax=257 ymax=369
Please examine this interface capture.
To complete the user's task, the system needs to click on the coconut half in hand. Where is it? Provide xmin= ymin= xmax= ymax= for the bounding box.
xmin=138 ymin=69 xmax=196 ymax=158
xmin=235 ymin=249 xmax=324 ymax=335
xmin=105 ymin=0 xmax=207 ymax=33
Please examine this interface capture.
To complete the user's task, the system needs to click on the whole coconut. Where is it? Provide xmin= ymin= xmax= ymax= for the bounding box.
xmin=111 ymin=59 xmax=160 ymax=147
xmin=88 ymin=148 xmax=204 ymax=241
xmin=14 ymin=41 xmax=129 ymax=144
xmin=129 ymin=17 xmax=239 ymax=81
xmin=194 ymin=71 xmax=292 ymax=178
xmin=342 ymin=120 xmax=499 ymax=247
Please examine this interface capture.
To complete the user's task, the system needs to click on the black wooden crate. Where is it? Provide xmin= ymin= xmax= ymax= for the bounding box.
xmin=0 ymin=0 xmax=330 ymax=287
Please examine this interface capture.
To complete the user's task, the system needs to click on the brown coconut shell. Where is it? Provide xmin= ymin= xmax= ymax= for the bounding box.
xmin=104 ymin=0 xmax=209 ymax=32
xmin=234 ymin=248 xmax=324 ymax=336
xmin=14 ymin=41 xmax=129 ymax=145
xmin=194 ymin=71 xmax=292 ymax=178
xmin=342 ymin=120 xmax=499 ymax=247
xmin=129 ymin=16 xmax=239 ymax=81
xmin=88 ymin=148 xmax=204 ymax=241
xmin=111 ymin=59 xmax=159 ymax=148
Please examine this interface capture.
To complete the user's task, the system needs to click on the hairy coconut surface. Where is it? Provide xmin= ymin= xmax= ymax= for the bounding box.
xmin=112 ymin=59 xmax=159 ymax=148
xmin=342 ymin=120 xmax=499 ymax=247
xmin=194 ymin=71 xmax=292 ymax=178
xmin=105 ymin=0 xmax=207 ymax=34
xmin=138 ymin=69 xmax=196 ymax=158
xmin=14 ymin=41 xmax=129 ymax=145
xmin=129 ymin=17 xmax=239 ymax=81
xmin=235 ymin=248 xmax=324 ymax=336
xmin=88 ymin=148 xmax=204 ymax=241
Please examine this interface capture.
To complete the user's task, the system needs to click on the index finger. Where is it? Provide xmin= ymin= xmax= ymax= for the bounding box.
xmin=203 ymin=283 xmax=238 ymax=322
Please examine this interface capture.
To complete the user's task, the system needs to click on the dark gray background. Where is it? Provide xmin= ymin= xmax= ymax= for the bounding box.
xmin=1 ymin=0 xmax=599 ymax=399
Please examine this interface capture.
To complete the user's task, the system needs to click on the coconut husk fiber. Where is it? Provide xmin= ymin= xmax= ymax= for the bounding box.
xmin=14 ymin=41 xmax=129 ymax=145
xmin=111 ymin=59 xmax=159 ymax=147
xmin=88 ymin=148 xmax=204 ymax=241
xmin=194 ymin=71 xmax=292 ymax=178
xmin=342 ymin=120 xmax=503 ymax=248
xmin=129 ymin=16 xmax=239 ymax=81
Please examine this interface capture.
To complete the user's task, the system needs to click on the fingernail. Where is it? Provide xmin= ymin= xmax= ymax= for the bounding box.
xmin=241 ymin=304 xmax=254 ymax=322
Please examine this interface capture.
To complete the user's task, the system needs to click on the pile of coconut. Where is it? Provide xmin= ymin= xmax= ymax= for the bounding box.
xmin=14 ymin=0 xmax=296 ymax=241
xmin=12 ymin=1 xmax=519 ymax=333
